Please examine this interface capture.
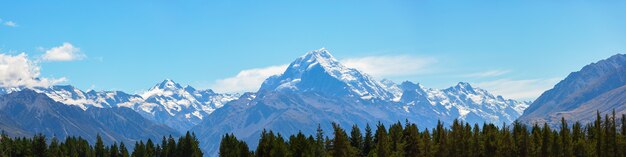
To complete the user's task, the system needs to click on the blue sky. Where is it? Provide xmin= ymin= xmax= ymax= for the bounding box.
xmin=1 ymin=0 xmax=625 ymax=100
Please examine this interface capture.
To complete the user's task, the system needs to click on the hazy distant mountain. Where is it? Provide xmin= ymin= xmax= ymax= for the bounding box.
xmin=192 ymin=48 xmax=528 ymax=155
xmin=0 ymin=89 xmax=179 ymax=144
xmin=519 ymin=54 xmax=626 ymax=125
xmin=399 ymin=81 xmax=528 ymax=126
xmin=0 ymin=80 xmax=239 ymax=132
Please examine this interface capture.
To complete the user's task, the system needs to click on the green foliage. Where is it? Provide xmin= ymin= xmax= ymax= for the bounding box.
xmin=220 ymin=133 xmax=251 ymax=157
xmin=220 ymin=113 xmax=626 ymax=157
xmin=349 ymin=124 xmax=363 ymax=156
xmin=0 ymin=132 xmax=201 ymax=157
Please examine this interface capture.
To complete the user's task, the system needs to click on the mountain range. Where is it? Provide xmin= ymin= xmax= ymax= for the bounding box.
xmin=27 ymin=80 xmax=239 ymax=132
xmin=191 ymin=48 xmax=529 ymax=155
xmin=0 ymin=89 xmax=178 ymax=145
xmin=11 ymin=48 xmax=625 ymax=156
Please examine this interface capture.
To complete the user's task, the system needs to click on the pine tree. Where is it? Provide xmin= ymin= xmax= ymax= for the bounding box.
xmin=450 ymin=119 xmax=466 ymax=157
xmin=388 ymin=121 xmax=404 ymax=156
xmin=605 ymin=111 xmax=617 ymax=157
xmin=146 ymin=139 xmax=155 ymax=157
xmin=110 ymin=143 xmax=120 ymax=157
xmin=469 ymin=124 xmax=482 ymax=157
xmin=314 ymin=124 xmax=326 ymax=156
xmin=47 ymin=137 xmax=63 ymax=157
xmin=288 ymin=132 xmax=308 ymax=157
xmin=529 ymin=124 xmax=541 ymax=156
xmin=372 ymin=122 xmax=391 ymax=157
xmin=167 ymin=135 xmax=177 ymax=157
xmin=420 ymin=128 xmax=433 ymax=157
xmin=403 ymin=123 xmax=421 ymax=157
xmin=433 ymin=120 xmax=448 ymax=157
xmin=271 ymin=133 xmax=289 ymax=157
xmin=572 ymin=122 xmax=587 ymax=157
xmin=483 ymin=123 xmax=497 ymax=157
xmin=220 ymin=133 xmax=251 ymax=157
xmin=132 ymin=141 xmax=146 ymax=157
xmin=95 ymin=134 xmax=106 ymax=157
xmin=540 ymin=123 xmax=552 ymax=157
xmin=362 ymin=124 xmax=374 ymax=157
xmin=560 ymin=117 xmax=573 ymax=157
xmin=32 ymin=134 xmax=47 ymax=157
xmin=496 ymin=123 xmax=513 ymax=157
xmin=595 ymin=111 xmax=604 ymax=157
xmin=160 ymin=136 xmax=169 ymax=157
xmin=349 ymin=124 xmax=363 ymax=156
xmin=256 ymin=130 xmax=272 ymax=157
xmin=330 ymin=123 xmax=356 ymax=157
xmin=191 ymin=132 xmax=203 ymax=157
xmin=512 ymin=121 xmax=528 ymax=157
xmin=120 ymin=142 xmax=130 ymax=157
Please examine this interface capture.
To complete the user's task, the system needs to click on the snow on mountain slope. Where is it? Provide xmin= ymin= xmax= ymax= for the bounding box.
xmin=0 ymin=89 xmax=179 ymax=145
xmin=137 ymin=79 xmax=240 ymax=131
xmin=140 ymin=79 xmax=238 ymax=117
xmin=34 ymin=85 xmax=108 ymax=110
xmin=259 ymin=48 xmax=395 ymax=100
xmin=1 ymin=79 xmax=239 ymax=132
xmin=193 ymin=48 xmax=529 ymax=156
xmin=399 ymin=81 xmax=529 ymax=125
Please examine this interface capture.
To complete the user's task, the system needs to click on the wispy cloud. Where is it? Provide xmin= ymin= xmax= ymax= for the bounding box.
xmin=342 ymin=55 xmax=437 ymax=78
xmin=476 ymin=78 xmax=561 ymax=101
xmin=463 ymin=70 xmax=511 ymax=78
xmin=0 ymin=53 xmax=66 ymax=88
xmin=41 ymin=42 xmax=86 ymax=62
xmin=212 ymin=65 xmax=288 ymax=93
xmin=3 ymin=21 xmax=17 ymax=27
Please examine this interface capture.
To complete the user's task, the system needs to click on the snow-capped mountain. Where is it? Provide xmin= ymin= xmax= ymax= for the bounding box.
xmin=31 ymin=85 xmax=144 ymax=110
xmin=399 ymin=81 xmax=528 ymax=125
xmin=192 ymin=48 xmax=529 ymax=156
xmin=0 ymin=89 xmax=179 ymax=145
xmin=0 ymin=79 xmax=239 ymax=132
xmin=137 ymin=79 xmax=239 ymax=131
xmin=259 ymin=48 xmax=396 ymax=100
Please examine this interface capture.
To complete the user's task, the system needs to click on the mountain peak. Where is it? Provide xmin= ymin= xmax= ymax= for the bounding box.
xmin=155 ymin=79 xmax=182 ymax=90
xmin=444 ymin=82 xmax=481 ymax=95
xmin=289 ymin=48 xmax=341 ymax=72
xmin=259 ymin=48 xmax=394 ymax=100
xmin=606 ymin=53 xmax=626 ymax=62
xmin=303 ymin=48 xmax=333 ymax=59
xmin=456 ymin=82 xmax=473 ymax=89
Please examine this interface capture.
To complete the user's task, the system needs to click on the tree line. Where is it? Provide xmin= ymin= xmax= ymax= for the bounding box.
xmin=220 ymin=112 xmax=626 ymax=157
xmin=0 ymin=131 xmax=202 ymax=157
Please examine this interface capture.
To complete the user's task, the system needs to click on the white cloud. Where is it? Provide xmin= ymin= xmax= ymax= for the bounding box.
xmin=0 ymin=53 xmax=66 ymax=88
xmin=463 ymin=70 xmax=511 ymax=78
xmin=476 ymin=78 xmax=561 ymax=101
xmin=342 ymin=55 xmax=437 ymax=78
xmin=212 ymin=65 xmax=288 ymax=93
xmin=3 ymin=21 xmax=17 ymax=27
xmin=42 ymin=42 xmax=85 ymax=61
